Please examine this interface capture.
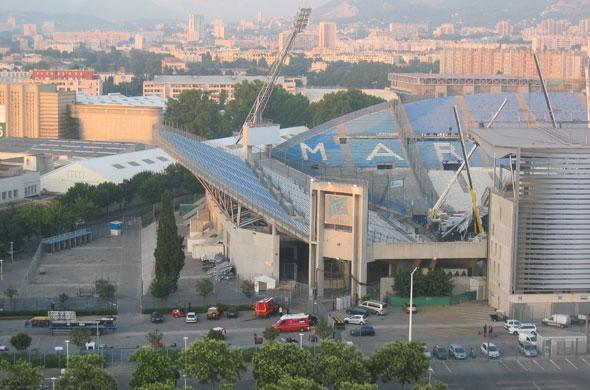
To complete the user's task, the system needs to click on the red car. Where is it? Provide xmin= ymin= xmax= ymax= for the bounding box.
xmin=171 ymin=309 xmax=186 ymax=318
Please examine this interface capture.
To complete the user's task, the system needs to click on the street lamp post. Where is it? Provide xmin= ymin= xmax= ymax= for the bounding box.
xmin=65 ymin=340 xmax=70 ymax=369
xmin=408 ymin=266 xmax=419 ymax=342
xmin=51 ymin=377 xmax=56 ymax=390
xmin=0 ymin=259 xmax=4 ymax=281
xmin=183 ymin=336 xmax=188 ymax=389
xmin=299 ymin=332 xmax=304 ymax=349
xmin=9 ymin=242 xmax=13 ymax=263
xmin=428 ymin=367 xmax=433 ymax=385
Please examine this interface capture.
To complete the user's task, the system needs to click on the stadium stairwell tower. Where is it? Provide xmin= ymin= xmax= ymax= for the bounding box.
xmin=236 ymin=8 xmax=311 ymax=160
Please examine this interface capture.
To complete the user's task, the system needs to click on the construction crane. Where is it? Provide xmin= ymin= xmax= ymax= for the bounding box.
xmin=452 ymin=105 xmax=484 ymax=235
xmin=235 ymin=8 xmax=311 ymax=145
xmin=429 ymin=99 xmax=507 ymax=218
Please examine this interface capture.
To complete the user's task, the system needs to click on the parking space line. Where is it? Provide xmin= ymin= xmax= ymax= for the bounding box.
xmin=532 ymin=359 xmax=545 ymax=370
xmin=531 ymin=382 xmax=542 ymax=390
xmin=499 ymin=360 xmax=512 ymax=371
xmin=580 ymin=357 xmax=590 ymax=366
xmin=549 ymin=359 xmax=561 ymax=370
xmin=442 ymin=361 xmax=452 ymax=373
xmin=516 ymin=359 xmax=529 ymax=371
xmin=564 ymin=358 xmax=577 ymax=369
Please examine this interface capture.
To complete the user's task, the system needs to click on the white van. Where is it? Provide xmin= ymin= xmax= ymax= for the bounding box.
xmin=359 ymin=301 xmax=386 ymax=315
xmin=542 ymin=314 xmax=571 ymax=328
xmin=518 ymin=332 xmax=537 ymax=346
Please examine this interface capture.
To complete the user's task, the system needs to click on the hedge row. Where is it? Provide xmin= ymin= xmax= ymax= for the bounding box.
xmin=0 ymin=308 xmax=117 ymax=319
xmin=141 ymin=303 xmax=253 ymax=315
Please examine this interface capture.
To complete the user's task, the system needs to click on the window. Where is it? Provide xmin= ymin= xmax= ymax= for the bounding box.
xmin=143 ymin=159 xmax=155 ymax=164
xmin=112 ymin=164 xmax=125 ymax=169
xmin=377 ymin=164 xmax=393 ymax=170
xmin=156 ymin=156 xmax=169 ymax=162
xmin=127 ymin=161 xmax=140 ymax=167
xmin=13 ymin=190 xmax=18 ymax=198
xmin=1 ymin=191 xmax=5 ymax=200
xmin=338 ymin=137 xmax=348 ymax=145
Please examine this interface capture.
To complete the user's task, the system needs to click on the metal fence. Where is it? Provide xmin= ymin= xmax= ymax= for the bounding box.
xmin=0 ymin=296 xmax=116 ymax=312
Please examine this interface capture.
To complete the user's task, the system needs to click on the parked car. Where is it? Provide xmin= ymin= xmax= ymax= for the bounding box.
xmin=504 ymin=319 xmax=521 ymax=330
xmin=210 ymin=327 xmax=226 ymax=339
xmin=150 ymin=312 xmax=164 ymax=323
xmin=254 ymin=297 xmax=279 ymax=318
xmin=448 ymin=344 xmax=467 ymax=360
xmin=0 ymin=345 xmax=8 ymax=352
xmin=480 ymin=342 xmax=500 ymax=358
xmin=345 ymin=306 xmax=371 ymax=316
xmin=359 ymin=301 xmax=386 ymax=316
xmin=404 ymin=302 xmax=417 ymax=314
xmin=171 ymin=309 xmax=186 ymax=318
xmin=226 ymin=307 xmax=239 ymax=318
xmin=514 ymin=323 xmax=537 ymax=335
xmin=207 ymin=306 xmax=222 ymax=320
xmin=432 ymin=345 xmax=449 ymax=360
xmin=518 ymin=331 xmax=537 ymax=346
xmin=185 ymin=312 xmax=198 ymax=323
xmin=490 ymin=311 xmax=507 ymax=322
xmin=344 ymin=314 xmax=367 ymax=325
xmin=422 ymin=344 xmax=431 ymax=360
xmin=350 ymin=325 xmax=375 ymax=337
xmin=518 ymin=341 xmax=538 ymax=357
xmin=542 ymin=314 xmax=571 ymax=328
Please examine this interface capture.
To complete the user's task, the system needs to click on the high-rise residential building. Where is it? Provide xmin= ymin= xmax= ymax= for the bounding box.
xmin=318 ymin=22 xmax=337 ymax=50
xmin=31 ymin=69 xmax=102 ymax=96
xmin=187 ymin=14 xmax=205 ymax=42
xmin=23 ymin=24 xmax=37 ymax=37
xmin=211 ymin=19 xmax=225 ymax=39
xmin=579 ymin=18 xmax=590 ymax=35
xmin=495 ymin=21 xmax=513 ymax=37
xmin=538 ymin=19 xmax=570 ymax=35
xmin=279 ymin=31 xmax=318 ymax=52
xmin=388 ymin=22 xmax=429 ymax=39
xmin=7 ymin=17 xmax=16 ymax=30
xmin=42 ymin=21 xmax=55 ymax=37
xmin=134 ymin=34 xmax=144 ymax=50
xmin=433 ymin=23 xmax=455 ymax=37
xmin=0 ymin=83 xmax=75 ymax=139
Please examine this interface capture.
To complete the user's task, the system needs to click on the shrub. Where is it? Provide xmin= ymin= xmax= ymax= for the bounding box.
xmin=10 ymin=333 xmax=32 ymax=351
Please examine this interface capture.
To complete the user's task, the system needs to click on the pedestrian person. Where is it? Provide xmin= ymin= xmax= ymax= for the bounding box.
xmin=483 ymin=324 xmax=487 ymax=337
xmin=489 ymin=325 xmax=493 ymax=337
xmin=278 ymin=306 xmax=283 ymax=316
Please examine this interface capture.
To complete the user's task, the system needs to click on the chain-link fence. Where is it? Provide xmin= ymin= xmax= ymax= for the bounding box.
xmin=0 ymin=296 xmax=116 ymax=313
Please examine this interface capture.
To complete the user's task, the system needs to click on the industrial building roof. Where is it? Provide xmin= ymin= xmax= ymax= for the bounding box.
xmin=75 ymin=93 xmax=166 ymax=108
xmin=0 ymin=137 xmax=143 ymax=158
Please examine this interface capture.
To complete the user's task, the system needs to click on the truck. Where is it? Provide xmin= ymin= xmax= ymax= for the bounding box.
xmin=254 ymin=297 xmax=279 ymax=318
xmin=272 ymin=313 xmax=311 ymax=332
xmin=28 ymin=311 xmax=116 ymax=335
xmin=542 ymin=314 xmax=571 ymax=328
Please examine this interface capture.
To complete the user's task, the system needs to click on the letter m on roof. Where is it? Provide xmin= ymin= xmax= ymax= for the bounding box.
xmin=300 ymin=142 xmax=327 ymax=161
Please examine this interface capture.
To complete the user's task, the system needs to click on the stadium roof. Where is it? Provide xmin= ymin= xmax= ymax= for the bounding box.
xmin=472 ymin=127 xmax=590 ymax=155
xmin=0 ymin=137 xmax=142 ymax=158
xmin=75 ymin=93 xmax=166 ymax=108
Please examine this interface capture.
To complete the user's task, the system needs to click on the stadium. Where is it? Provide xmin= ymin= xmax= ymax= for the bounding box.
xmin=157 ymin=90 xmax=590 ymax=318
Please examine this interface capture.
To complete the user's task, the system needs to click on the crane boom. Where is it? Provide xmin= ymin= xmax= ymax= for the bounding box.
xmin=453 ymin=105 xmax=484 ymax=235
xmin=235 ymin=8 xmax=311 ymax=144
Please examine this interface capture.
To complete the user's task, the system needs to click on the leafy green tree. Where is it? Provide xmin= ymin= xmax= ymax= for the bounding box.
xmin=129 ymin=348 xmax=177 ymax=389
xmin=315 ymin=320 xmax=333 ymax=340
xmin=58 ymin=292 xmax=69 ymax=307
xmin=138 ymin=174 xmax=165 ymax=204
xmin=195 ymin=278 xmax=214 ymax=301
xmin=10 ymin=332 xmax=32 ymax=351
xmin=0 ymin=359 xmax=43 ymax=390
xmin=182 ymin=338 xmax=244 ymax=387
xmin=146 ymin=329 xmax=164 ymax=349
xmin=69 ymin=329 xmax=91 ymax=350
xmin=252 ymin=342 xmax=314 ymax=387
xmin=262 ymin=326 xmax=279 ymax=342
xmin=260 ymin=376 xmax=325 ymax=390
xmin=394 ymin=268 xmax=454 ymax=297
xmin=313 ymin=341 xmax=371 ymax=388
xmin=69 ymin=196 xmax=98 ymax=221
xmin=309 ymin=89 xmax=385 ymax=127
xmin=205 ymin=328 xmax=226 ymax=341
xmin=240 ymin=280 xmax=254 ymax=298
xmin=369 ymin=341 xmax=428 ymax=388
xmin=338 ymin=382 xmax=378 ymax=390
xmin=95 ymin=278 xmax=116 ymax=300
xmin=165 ymin=90 xmax=229 ymax=139
xmin=137 ymin=383 xmax=176 ymax=390
xmin=63 ymin=105 xmax=80 ymax=139
xmin=413 ymin=381 xmax=448 ymax=390
xmin=56 ymin=354 xmax=118 ymax=390
xmin=152 ymin=192 xmax=185 ymax=296
xmin=4 ymin=286 xmax=17 ymax=309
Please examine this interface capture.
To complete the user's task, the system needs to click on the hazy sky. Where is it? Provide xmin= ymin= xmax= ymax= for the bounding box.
xmin=1 ymin=0 xmax=327 ymax=21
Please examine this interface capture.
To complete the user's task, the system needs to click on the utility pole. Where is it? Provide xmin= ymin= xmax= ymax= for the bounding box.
xmin=9 ymin=242 xmax=13 ymax=263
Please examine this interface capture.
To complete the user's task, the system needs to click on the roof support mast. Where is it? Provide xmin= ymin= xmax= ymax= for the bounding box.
xmin=533 ymin=53 xmax=557 ymax=129
xmin=453 ymin=105 xmax=484 ymax=235
xmin=236 ymin=8 xmax=311 ymax=154
xmin=585 ymin=66 xmax=590 ymax=129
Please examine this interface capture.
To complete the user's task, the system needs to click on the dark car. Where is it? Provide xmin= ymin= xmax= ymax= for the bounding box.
xmin=226 ymin=307 xmax=239 ymax=318
xmin=350 ymin=325 xmax=375 ymax=337
xmin=345 ymin=306 xmax=371 ymax=316
xmin=432 ymin=345 xmax=449 ymax=360
xmin=150 ymin=312 xmax=164 ymax=323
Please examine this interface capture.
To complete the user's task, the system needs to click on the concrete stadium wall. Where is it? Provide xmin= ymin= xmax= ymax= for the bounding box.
xmin=371 ymin=241 xmax=487 ymax=260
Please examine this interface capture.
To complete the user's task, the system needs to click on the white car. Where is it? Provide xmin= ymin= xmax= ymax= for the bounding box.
xmin=516 ymin=323 xmax=537 ymax=335
xmin=480 ymin=342 xmax=500 ymax=358
xmin=504 ymin=319 xmax=521 ymax=330
xmin=185 ymin=312 xmax=198 ymax=323
xmin=343 ymin=314 xmax=367 ymax=325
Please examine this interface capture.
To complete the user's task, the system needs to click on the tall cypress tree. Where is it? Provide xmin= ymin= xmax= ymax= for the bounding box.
xmin=152 ymin=192 xmax=185 ymax=297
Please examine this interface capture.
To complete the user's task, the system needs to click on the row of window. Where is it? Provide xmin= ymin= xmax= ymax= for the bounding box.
xmin=1 ymin=189 xmax=18 ymax=201
xmin=24 ymin=184 xmax=38 ymax=197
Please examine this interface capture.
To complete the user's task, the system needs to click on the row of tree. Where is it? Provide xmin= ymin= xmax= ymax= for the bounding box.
xmin=394 ymin=268 xmax=455 ymax=297
xmin=307 ymin=60 xmax=440 ymax=89
xmin=128 ymin=334 xmax=445 ymax=390
xmin=0 ymin=164 xmax=201 ymax=258
xmin=164 ymin=81 xmax=386 ymax=140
